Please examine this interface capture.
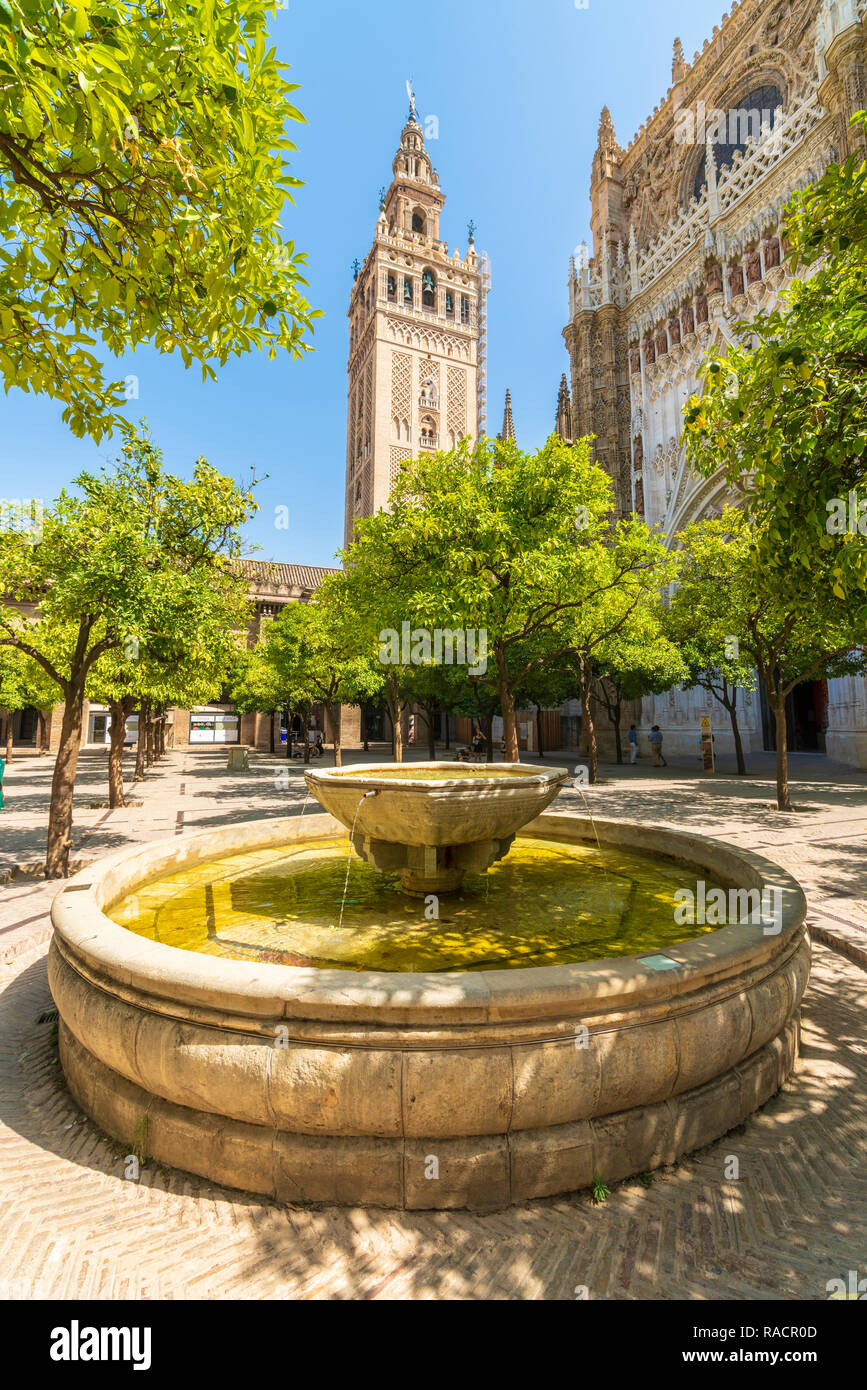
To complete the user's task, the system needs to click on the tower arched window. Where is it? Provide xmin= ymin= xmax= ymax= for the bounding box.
xmin=692 ymin=84 xmax=783 ymax=201
xmin=412 ymin=210 xmax=426 ymax=235
xmin=404 ymin=277 xmax=414 ymax=304
xmin=422 ymin=269 xmax=437 ymax=309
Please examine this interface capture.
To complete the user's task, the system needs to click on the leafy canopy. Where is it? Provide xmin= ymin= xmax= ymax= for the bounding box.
xmin=0 ymin=0 xmax=319 ymax=439
xmin=670 ymin=507 xmax=865 ymax=703
xmin=344 ymin=435 xmax=674 ymax=686
xmin=0 ymin=422 xmax=256 ymax=697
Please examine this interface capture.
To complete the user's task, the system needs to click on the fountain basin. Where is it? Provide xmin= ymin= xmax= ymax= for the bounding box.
xmin=49 ymin=811 xmax=809 ymax=1210
xmin=304 ymin=761 xmax=570 ymax=894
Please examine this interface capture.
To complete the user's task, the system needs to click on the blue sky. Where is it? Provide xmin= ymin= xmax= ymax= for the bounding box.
xmin=0 ymin=0 xmax=728 ymax=567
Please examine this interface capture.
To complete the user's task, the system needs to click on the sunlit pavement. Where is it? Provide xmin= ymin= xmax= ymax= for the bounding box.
xmin=0 ymin=745 xmax=864 ymax=1298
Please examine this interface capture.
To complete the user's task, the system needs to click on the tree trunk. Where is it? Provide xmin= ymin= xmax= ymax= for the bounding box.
xmin=391 ymin=706 xmax=403 ymax=763
xmin=331 ymin=703 xmax=342 ymax=767
xmin=134 ymin=701 xmax=147 ymax=781
xmin=37 ymin=710 xmax=48 ymax=755
xmin=3 ymin=710 xmax=12 ymax=763
xmin=771 ymin=691 xmax=791 ymax=811
xmin=361 ymin=704 xmax=369 ymax=753
xmin=536 ymin=704 xmax=544 ymax=759
xmin=158 ymin=713 xmax=167 ymax=758
xmin=269 ymin=711 xmax=276 ymax=756
xmin=578 ymin=708 xmax=590 ymax=756
xmin=578 ymin=667 xmax=598 ymax=784
xmin=145 ymin=706 xmax=155 ymax=768
xmin=107 ymin=700 xmax=128 ymax=809
xmin=496 ymin=648 xmax=519 ymax=762
xmin=723 ymin=689 xmax=747 ymax=776
xmin=613 ymin=699 xmax=623 ymax=765
xmin=586 ymin=692 xmax=598 ymax=785
xmin=483 ymin=710 xmax=494 ymax=763
xmin=45 ymin=683 xmax=86 ymax=878
xmin=386 ymin=679 xmax=403 ymax=764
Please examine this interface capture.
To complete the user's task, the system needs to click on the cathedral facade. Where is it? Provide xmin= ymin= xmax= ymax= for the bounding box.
xmin=344 ymin=107 xmax=483 ymax=545
xmin=563 ymin=0 xmax=867 ymax=767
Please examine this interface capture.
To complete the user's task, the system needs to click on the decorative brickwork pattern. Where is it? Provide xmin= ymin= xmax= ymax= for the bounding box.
xmin=390 ymin=446 xmax=412 ymax=484
xmin=447 ymin=365 xmax=467 ymax=438
xmin=391 ymin=352 xmax=412 ymax=420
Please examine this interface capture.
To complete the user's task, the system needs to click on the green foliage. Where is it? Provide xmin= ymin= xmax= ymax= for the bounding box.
xmin=231 ymin=571 xmax=383 ymax=760
xmin=673 ymin=508 xmax=864 ymax=696
xmin=255 ymin=572 xmax=382 ymax=711
xmin=591 ymin=608 xmax=687 ymax=762
xmin=0 ymin=0 xmax=319 ymax=440
xmin=591 ymin=1171 xmax=611 ymax=1205
xmin=683 ymin=113 xmax=867 ymax=607
xmin=594 ymin=615 xmax=687 ymax=706
xmin=0 ymin=422 xmax=257 ymax=870
xmin=0 ymin=641 xmax=33 ymax=713
xmin=342 ymin=435 xmax=676 ymax=758
xmin=131 ymin=1114 xmax=149 ymax=1167
xmin=672 ymin=507 xmax=866 ymax=805
xmin=0 ymin=421 xmax=256 ymax=696
xmin=230 ymin=645 xmax=286 ymax=719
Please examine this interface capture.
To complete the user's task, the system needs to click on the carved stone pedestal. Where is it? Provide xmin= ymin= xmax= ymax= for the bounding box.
xmin=352 ymin=832 xmax=515 ymax=895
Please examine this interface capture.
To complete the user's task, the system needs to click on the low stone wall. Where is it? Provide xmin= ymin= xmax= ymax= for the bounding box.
xmin=49 ymin=811 xmax=809 ymax=1209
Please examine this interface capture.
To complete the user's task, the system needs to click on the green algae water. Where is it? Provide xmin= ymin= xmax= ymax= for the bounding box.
xmin=110 ymin=835 xmax=718 ymax=972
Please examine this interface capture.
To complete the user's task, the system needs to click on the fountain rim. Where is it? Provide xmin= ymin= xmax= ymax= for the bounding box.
xmin=49 ymin=810 xmax=808 ymax=1027
xmin=304 ymin=760 xmax=571 ymax=792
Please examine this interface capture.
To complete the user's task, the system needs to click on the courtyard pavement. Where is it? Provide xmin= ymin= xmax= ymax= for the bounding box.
xmin=0 ymin=745 xmax=864 ymax=1298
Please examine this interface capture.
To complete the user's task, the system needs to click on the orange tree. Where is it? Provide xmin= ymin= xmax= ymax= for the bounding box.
xmin=0 ymin=425 xmax=255 ymax=874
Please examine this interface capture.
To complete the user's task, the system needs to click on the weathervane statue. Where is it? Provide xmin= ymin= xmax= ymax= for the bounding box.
xmin=405 ymin=77 xmax=417 ymax=121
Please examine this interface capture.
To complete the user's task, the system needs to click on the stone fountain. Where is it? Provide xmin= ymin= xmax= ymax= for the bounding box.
xmin=304 ymin=762 xmax=570 ymax=895
xmin=47 ymin=760 xmax=810 ymax=1210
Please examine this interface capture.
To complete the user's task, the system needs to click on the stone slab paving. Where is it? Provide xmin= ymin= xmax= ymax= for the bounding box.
xmin=0 ymin=744 xmax=864 ymax=1298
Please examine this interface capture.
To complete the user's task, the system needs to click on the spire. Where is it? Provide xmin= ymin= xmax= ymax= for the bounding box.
xmin=497 ymin=388 xmax=515 ymax=443
xmin=555 ymin=374 xmax=573 ymax=445
xmin=672 ymin=37 xmax=686 ymax=84
xmin=597 ymin=105 xmax=618 ymax=153
xmin=380 ymin=99 xmax=444 ymax=242
xmin=405 ymin=77 xmax=417 ymax=124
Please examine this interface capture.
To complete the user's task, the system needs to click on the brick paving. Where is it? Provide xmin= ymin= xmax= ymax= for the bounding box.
xmin=0 ymin=745 xmax=864 ymax=1299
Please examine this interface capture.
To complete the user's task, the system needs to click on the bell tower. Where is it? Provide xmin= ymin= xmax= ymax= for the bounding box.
xmin=344 ymin=98 xmax=482 ymax=544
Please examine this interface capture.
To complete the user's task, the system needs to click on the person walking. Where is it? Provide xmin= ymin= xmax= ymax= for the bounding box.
xmin=628 ymin=724 xmax=639 ymax=764
xmin=649 ymin=725 xmax=667 ymax=767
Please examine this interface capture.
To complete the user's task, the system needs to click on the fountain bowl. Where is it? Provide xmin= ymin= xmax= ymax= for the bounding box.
xmin=48 ymin=809 xmax=809 ymax=1211
xmin=304 ymin=761 xmax=571 ymax=894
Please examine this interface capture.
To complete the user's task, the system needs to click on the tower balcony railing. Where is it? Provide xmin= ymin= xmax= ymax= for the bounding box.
xmin=419 ymin=435 xmax=439 ymax=449
xmin=419 ymin=395 xmax=439 ymax=409
xmin=377 ymin=299 xmax=477 ymax=332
